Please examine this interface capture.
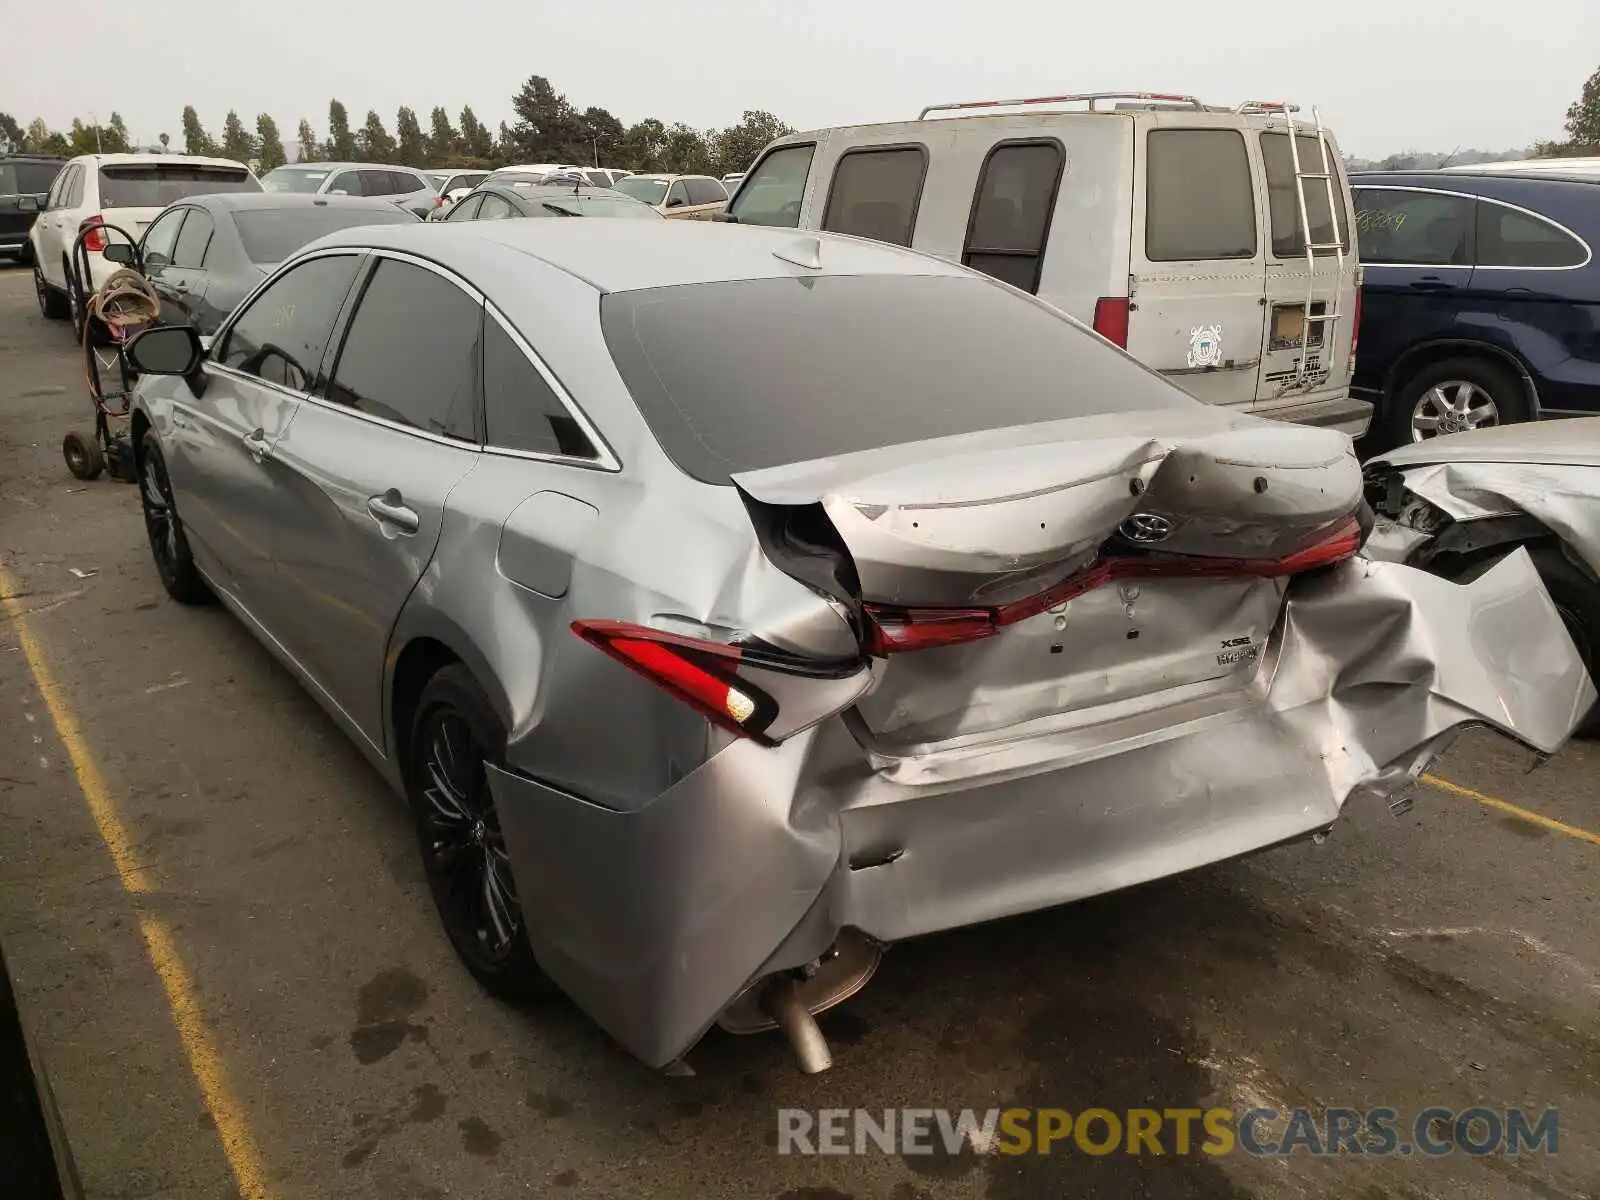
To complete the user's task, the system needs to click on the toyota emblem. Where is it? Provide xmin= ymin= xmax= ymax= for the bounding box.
xmin=1120 ymin=513 xmax=1174 ymax=544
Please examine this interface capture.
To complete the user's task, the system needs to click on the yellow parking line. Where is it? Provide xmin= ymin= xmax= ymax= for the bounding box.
xmin=1422 ymin=773 xmax=1600 ymax=846
xmin=1 ymin=564 xmax=272 ymax=1200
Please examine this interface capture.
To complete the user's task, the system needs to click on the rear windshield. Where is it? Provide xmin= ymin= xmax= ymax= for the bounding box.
xmin=602 ymin=275 xmax=1190 ymax=483
xmin=261 ymin=168 xmax=329 ymax=194
xmin=0 ymin=161 xmax=61 ymax=196
xmin=535 ymin=196 xmax=662 ymax=219
xmin=99 ymin=164 xmax=258 ymax=208
xmin=234 ymin=205 xmax=417 ymax=264
xmin=614 ymin=177 xmax=669 ymax=206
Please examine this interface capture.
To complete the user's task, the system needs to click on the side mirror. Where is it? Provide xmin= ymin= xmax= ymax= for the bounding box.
xmin=17 ymin=194 xmax=40 ymax=213
xmin=102 ymin=242 xmax=136 ymax=266
xmin=125 ymin=325 xmax=205 ymax=382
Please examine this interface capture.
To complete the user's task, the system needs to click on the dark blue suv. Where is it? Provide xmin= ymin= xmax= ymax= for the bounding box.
xmin=1350 ymin=169 xmax=1600 ymax=450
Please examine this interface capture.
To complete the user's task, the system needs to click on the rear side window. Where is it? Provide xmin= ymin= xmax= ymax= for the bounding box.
xmin=218 ymin=254 xmax=362 ymax=390
xmin=171 ymin=209 xmax=214 ymax=267
xmin=1145 ymin=130 xmax=1256 ymax=261
xmin=476 ymin=193 xmax=516 ymax=220
xmin=821 ymin=146 xmax=927 ymax=247
xmin=97 ymin=164 xmax=257 ymax=208
xmin=963 ymin=140 xmax=1065 ymax=294
xmin=601 ymin=274 xmax=1189 ymax=484
xmin=583 ymin=170 xmax=611 ymax=188
xmin=389 ymin=171 xmax=425 ymax=194
xmin=1353 ymin=189 xmax=1474 ymax=266
xmin=1476 ymin=201 xmax=1588 ymax=268
xmin=233 ymin=205 xmax=415 ymax=264
xmin=728 ymin=143 xmax=814 ymax=228
xmin=358 ymin=171 xmax=397 ymax=197
xmin=483 ymin=314 xmax=597 ymax=458
xmin=1259 ymin=132 xmax=1350 ymax=257
xmin=326 ymin=258 xmax=480 ymax=442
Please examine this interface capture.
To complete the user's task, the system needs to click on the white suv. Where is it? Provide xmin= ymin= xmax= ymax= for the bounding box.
xmin=31 ymin=153 xmax=258 ymax=330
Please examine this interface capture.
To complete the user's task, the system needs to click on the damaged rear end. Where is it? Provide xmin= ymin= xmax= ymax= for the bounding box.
xmin=489 ymin=270 xmax=1593 ymax=1075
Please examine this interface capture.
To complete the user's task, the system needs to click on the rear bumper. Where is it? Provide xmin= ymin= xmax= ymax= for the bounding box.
xmin=1255 ymin=391 xmax=1372 ymax=438
xmin=490 ymin=550 xmax=1591 ymax=1070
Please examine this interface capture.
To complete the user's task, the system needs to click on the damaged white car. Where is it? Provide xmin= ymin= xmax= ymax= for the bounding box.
xmin=1365 ymin=419 xmax=1600 ymax=733
xmin=122 ymin=219 xmax=1595 ymax=1076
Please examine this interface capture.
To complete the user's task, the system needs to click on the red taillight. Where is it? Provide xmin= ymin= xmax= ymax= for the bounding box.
xmin=79 ymin=215 xmax=106 ymax=253
xmin=571 ymin=620 xmax=777 ymax=740
xmin=1092 ymin=296 xmax=1129 ymax=348
xmin=1350 ymin=287 xmax=1362 ymax=360
xmin=434 ymin=195 xmax=445 ymax=206
xmin=863 ymin=516 xmax=1364 ymax=655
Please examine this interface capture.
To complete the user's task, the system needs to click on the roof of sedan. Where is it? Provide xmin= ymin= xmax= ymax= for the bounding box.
xmin=303 ymin=219 xmax=969 ymax=292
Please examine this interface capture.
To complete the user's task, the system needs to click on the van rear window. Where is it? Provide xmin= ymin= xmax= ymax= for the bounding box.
xmin=1260 ymin=133 xmax=1350 ymax=258
xmin=98 ymin=165 xmax=259 ymax=208
xmin=1144 ymin=130 xmax=1257 ymax=261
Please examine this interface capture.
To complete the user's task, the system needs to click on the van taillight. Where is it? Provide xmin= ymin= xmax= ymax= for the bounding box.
xmin=864 ymin=515 xmax=1364 ymax=655
xmin=1350 ymin=288 xmax=1362 ymax=360
xmin=1092 ymin=297 xmax=1129 ymax=348
xmin=79 ymin=215 xmax=107 ymax=253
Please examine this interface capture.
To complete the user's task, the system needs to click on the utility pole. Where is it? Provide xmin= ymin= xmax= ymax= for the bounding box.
xmin=90 ymin=112 xmax=103 ymax=153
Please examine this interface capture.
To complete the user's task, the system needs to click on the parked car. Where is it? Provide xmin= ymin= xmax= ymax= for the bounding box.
xmin=728 ymin=91 xmax=1369 ymax=436
xmin=1349 ymin=169 xmax=1600 ymax=449
xmin=721 ymin=171 xmax=746 ymax=190
xmin=437 ymin=181 xmax=661 ymax=223
xmin=121 ymin=219 xmax=1588 ymax=1074
xmin=487 ymin=163 xmax=587 ymax=184
xmin=259 ymin=162 xmax=438 ymax=218
xmin=0 ymin=936 xmax=83 ymax=1198
xmin=1443 ymin=156 xmax=1600 ymax=179
xmin=0 ymin=154 xmax=65 ymax=263
xmin=29 ymin=154 xmax=259 ymax=336
xmin=425 ymin=169 xmax=490 ymax=211
xmin=1364 ymin=418 xmax=1600 ymax=730
xmin=612 ymin=173 xmax=729 ymax=219
xmin=101 ymin=193 xmax=419 ymax=335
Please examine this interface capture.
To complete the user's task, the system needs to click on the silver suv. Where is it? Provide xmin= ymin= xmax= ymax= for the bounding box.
xmin=259 ymin=162 xmax=438 ymax=218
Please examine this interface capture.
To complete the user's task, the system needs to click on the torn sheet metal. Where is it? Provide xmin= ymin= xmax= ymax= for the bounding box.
xmin=488 ymin=552 xmax=1592 ymax=1072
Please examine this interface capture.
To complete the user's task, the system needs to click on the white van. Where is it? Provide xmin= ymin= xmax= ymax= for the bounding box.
xmin=727 ymin=92 xmax=1368 ymax=435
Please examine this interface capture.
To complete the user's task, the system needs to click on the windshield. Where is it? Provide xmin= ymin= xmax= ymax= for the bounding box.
xmin=613 ymin=176 xmax=669 ymax=206
xmin=0 ymin=161 xmax=62 ymax=196
xmin=98 ymin=165 xmax=260 ymax=208
xmin=538 ymin=197 xmax=663 ymax=219
xmin=425 ymin=172 xmax=449 ymax=187
xmin=261 ymin=168 xmax=331 ymax=194
xmin=601 ymin=275 xmax=1190 ymax=484
xmin=234 ymin=205 xmax=418 ymax=264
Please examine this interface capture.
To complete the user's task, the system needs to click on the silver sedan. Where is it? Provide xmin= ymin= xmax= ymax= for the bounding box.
xmin=122 ymin=220 xmax=1593 ymax=1075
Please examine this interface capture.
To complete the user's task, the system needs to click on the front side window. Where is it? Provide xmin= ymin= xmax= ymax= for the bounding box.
xmin=483 ymin=314 xmax=596 ymax=458
xmin=684 ymin=177 xmax=727 ymax=206
xmin=963 ymin=140 xmax=1065 ymax=294
xmin=476 ymin=193 xmax=516 ymax=220
xmin=326 ymin=172 xmax=359 ymax=196
xmin=359 ymin=170 xmax=399 ymax=197
xmin=217 ymin=254 xmax=362 ymax=390
xmin=728 ymin=144 xmax=814 ymax=228
xmin=1259 ymin=132 xmax=1350 ymax=258
xmin=62 ymin=166 xmax=84 ymax=209
xmin=665 ymin=181 xmax=689 ymax=209
xmin=171 ymin=209 xmax=215 ymax=268
xmin=325 ymin=259 xmax=480 ymax=442
xmin=45 ymin=169 xmax=68 ymax=209
xmin=1476 ymin=201 xmax=1588 ymax=268
xmin=140 ymin=209 xmax=188 ymax=268
xmin=821 ymin=147 xmax=927 ymax=247
xmin=1145 ymin=130 xmax=1256 ymax=262
xmin=614 ymin=176 xmax=669 ymax=206
xmin=584 ymin=170 xmax=611 ymax=188
xmin=444 ymin=194 xmax=483 ymax=222
xmin=1352 ymin=189 xmax=1474 ymax=266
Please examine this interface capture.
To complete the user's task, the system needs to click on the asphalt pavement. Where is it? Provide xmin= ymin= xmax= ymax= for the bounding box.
xmin=0 ymin=264 xmax=1596 ymax=1200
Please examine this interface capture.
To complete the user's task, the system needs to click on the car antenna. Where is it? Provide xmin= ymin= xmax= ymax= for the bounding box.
xmin=772 ymin=236 xmax=823 ymax=270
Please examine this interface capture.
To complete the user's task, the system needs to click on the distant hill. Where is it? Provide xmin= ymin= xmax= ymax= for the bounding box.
xmin=1345 ymin=148 xmax=1535 ymax=171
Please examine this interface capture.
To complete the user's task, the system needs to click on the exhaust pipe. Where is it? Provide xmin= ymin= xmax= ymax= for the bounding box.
xmin=760 ymin=975 xmax=832 ymax=1075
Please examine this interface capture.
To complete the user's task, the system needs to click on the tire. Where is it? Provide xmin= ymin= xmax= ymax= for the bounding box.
xmin=1386 ymin=356 xmax=1528 ymax=450
xmin=1452 ymin=544 xmax=1599 ymax=738
xmin=138 ymin=431 xmax=210 ymax=604
xmin=408 ymin=665 xmax=549 ymax=1001
xmin=61 ymin=432 xmax=103 ymax=481
xmin=34 ymin=263 xmax=68 ymax=320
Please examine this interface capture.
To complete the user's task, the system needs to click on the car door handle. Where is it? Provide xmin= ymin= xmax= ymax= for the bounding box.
xmin=1409 ymin=279 xmax=1454 ymax=292
xmin=367 ymin=490 xmax=420 ymax=534
xmin=241 ymin=427 xmax=271 ymax=462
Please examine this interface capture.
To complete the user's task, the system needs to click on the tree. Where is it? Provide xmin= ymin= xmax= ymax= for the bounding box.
xmin=356 ymin=110 xmax=396 ymax=162
xmin=509 ymin=74 xmax=584 ymax=162
xmin=68 ymin=119 xmax=100 ymax=156
xmin=711 ymin=110 xmax=792 ymax=177
xmin=328 ymin=100 xmax=357 ymax=160
xmin=181 ymin=106 xmax=215 ymax=155
xmin=296 ymin=119 xmax=318 ymax=163
xmin=458 ymin=106 xmax=494 ymax=161
xmin=620 ymin=118 xmax=666 ymax=172
xmin=660 ymin=123 xmax=714 ymax=175
xmin=1564 ymin=64 xmax=1600 ymax=150
xmin=159 ymin=133 xmax=171 ymax=150
xmin=26 ymin=118 xmax=68 ymax=156
xmin=256 ymin=114 xmax=287 ymax=170
xmin=103 ymin=112 xmax=132 ymax=153
xmin=580 ymin=106 xmax=625 ymax=167
xmin=221 ymin=109 xmax=257 ymax=163
xmin=395 ymin=106 xmax=426 ymax=166
xmin=427 ymin=107 xmax=459 ymax=162
xmin=495 ymin=121 xmax=517 ymax=166
xmin=0 ymin=112 xmax=24 ymax=154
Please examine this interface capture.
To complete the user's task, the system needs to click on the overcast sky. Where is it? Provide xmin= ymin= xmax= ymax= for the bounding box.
xmin=6 ymin=0 xmax=1594 ymax=158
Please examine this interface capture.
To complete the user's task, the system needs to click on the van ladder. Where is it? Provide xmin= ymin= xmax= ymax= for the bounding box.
xmin=1244 ymin=102 xmax=1348 ymax=392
